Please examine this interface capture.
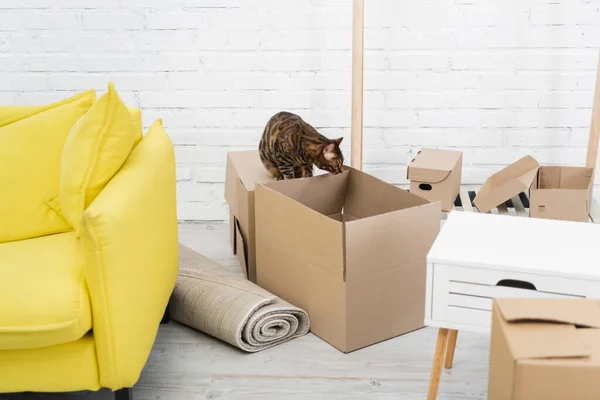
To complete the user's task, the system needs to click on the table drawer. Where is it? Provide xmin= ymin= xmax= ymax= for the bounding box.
xmin=430 ymin=263 xmax=600 ymax=329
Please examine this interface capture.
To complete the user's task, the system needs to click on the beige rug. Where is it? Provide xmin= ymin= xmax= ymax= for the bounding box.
xmin=170 ymin=244 xmax=310 ymax=352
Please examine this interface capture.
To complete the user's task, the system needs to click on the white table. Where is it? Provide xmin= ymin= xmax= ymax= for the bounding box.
xmin=424 ymin=211 xmax=600 ymax=399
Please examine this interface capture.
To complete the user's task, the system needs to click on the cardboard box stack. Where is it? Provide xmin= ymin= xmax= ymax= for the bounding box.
xmin=474 ymin=155 xmax=593 ymax=222
xmin=224 ymin=150 xmax=276 ymax=283
xmin=254 ymin=167 xmax=441 ymax=352
xmin=407 ymin=148 xmax=463 ymax=212
xmin=488 ymin=298 xmax=600 ymax=400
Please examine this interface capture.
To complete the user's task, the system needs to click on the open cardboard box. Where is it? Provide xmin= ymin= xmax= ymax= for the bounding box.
xmin=407 ymin=148 xmax=462 ymax=212
xmin=488 ymin=298 xmax=600 ymax=400
xmin=224 ymin=150 xmax=276 ymax=283
xmin=473 ymin=156 xmax=593 ymax=222
xmin=254 ymin=167 xmax=441 ymax=353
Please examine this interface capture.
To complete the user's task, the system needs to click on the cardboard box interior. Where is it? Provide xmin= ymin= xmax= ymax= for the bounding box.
xmin=488 ymin=298 xmax=600 ymax=400
xmin=535 ymin=165 xmax=593 ymax=190
xmin=255 ymin=167 xmax=441 ymax=352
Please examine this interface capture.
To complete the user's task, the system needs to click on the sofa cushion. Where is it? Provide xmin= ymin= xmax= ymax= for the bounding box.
xmin=0 ymin=105 xmax=39 ymax=125
xmin=0 ymin=105 xmax=143 ymax=144
xmin=129 ymin=106 xmax=143 ymax=147
xmin=0 ymin=232 xmax=92 ymax=350
xmin=59 ymin=82 xmax=136 ymax=230
xmin=0 ymin=90 xmax=96 ymax=243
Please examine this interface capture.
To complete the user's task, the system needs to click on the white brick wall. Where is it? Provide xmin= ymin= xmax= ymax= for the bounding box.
xmin=2 ymin=0 xmax=600 ymax=220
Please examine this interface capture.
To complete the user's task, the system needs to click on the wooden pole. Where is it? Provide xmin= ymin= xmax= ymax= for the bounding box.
xmin=586 ymin=52 xmax=600 ymax=169
xmin=351 ymin=0 xmax=364 ymax=170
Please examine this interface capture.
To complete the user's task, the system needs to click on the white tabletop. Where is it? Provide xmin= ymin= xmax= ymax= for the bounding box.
xmin=428 ymin=211 xmax=600 ymax=281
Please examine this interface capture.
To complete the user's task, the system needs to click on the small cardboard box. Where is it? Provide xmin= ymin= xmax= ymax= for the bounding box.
xmin=224 ymin=150 xmax=276 ymax=283
xmin=531 ymin=165 xmax=593 ymax=222
xmin=488 ymin=298 xmax=600 ymax=400
xmin=255 ymin=168 xmax=441 ymax=353
xmin=407 ymin=148 xmax=462 ymax=212
xmin=473 ymin=155 xmax=593 ymax=222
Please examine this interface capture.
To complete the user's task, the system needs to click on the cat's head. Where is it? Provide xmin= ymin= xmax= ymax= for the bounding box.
xmin=316 ymin=137 xmax=345 ymax=174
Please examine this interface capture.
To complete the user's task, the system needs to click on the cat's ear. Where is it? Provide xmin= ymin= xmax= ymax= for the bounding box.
xmin=323 ymin=143 xmax=336 ymax=160
xmin=333 ymin=137 xmax=343 ymax=146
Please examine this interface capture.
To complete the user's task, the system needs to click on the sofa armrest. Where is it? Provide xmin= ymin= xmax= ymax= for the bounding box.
xmin=80 ymin=122 xmax=178 ymax=390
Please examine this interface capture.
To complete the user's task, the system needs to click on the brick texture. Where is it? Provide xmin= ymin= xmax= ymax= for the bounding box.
xmin=2 ymin=0 xmax=600 ymax=220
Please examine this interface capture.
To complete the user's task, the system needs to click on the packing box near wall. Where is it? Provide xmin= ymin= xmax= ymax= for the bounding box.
xmin=531 ymin=165 xmax=593 ymax=222
xmin=224 ymin=150 xmax=276 ymax=283
xmin=407 ymin=148 xmax=462 ymax=212
xmin=473 ymin=155 xmax=593 ymax=222
xmin=254 ymin=167 xmax=441 ymax=353
xmin=488 ymin=298 xmax=600 ymax=400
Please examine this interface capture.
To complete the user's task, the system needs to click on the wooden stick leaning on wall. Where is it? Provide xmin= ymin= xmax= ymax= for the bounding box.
xmin=351 ymin=0 xmax=364 ymax=170
xmin=586 ymin=52 xmax=600 ymax=170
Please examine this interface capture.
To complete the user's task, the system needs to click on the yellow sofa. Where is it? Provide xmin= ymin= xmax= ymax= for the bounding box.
xmin=0 ymin=84 xmax=178 ymax=400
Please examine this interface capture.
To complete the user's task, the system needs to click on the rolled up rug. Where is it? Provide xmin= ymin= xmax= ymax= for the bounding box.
xmin=170 ymin=243 xmax=310 ymax=352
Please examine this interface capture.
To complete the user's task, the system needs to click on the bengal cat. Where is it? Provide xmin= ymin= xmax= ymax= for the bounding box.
xmin=259 ymin=111 xmax=345 ymax=180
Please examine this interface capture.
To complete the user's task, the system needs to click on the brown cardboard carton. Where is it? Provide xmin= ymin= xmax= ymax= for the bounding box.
xmin=407 ymin=148 xmax=462 ymax=212
xmin=488 ymin=298 xmax=600 ymax=400
xmin=473 ymin=156 xmax=593 ymax=222
xmin=473 ymin=155 xmax=539 ymax=214
xmin=224 ymin=150 xmax=276 ymax=282
xmin=530 ymin=166 xmax=593 ymax=222
xmin=254 ymin=168 xmax=441 ymax=353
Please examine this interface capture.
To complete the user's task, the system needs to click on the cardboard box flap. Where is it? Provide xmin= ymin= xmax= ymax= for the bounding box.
xmin=344 ymin=201 xmax=440 ymax=281
xmin=263 ymin=170 xmax=348 ymax=217
xmin=407 ymin=148 xmax=461 ymax=183
xmin=497 ymin=298 xmax=600 ymax=329
xmin=255 ymin=183 xmax=345 ymax=281
xmin=508 ymin=326 xmax=592 ymax=360
xmin=345 ymin=169 xmax=429 ymax=219
xmin=225 ymin=151 xmax=274 ymax=206
xmin=407 ymin=166 xmax=450 ymax=184
xmin=473 ymin=156 xmax=540 ymax=213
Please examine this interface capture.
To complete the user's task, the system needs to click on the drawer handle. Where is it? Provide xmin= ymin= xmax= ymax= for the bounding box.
xmin=419 ymin=183 xmax=432 ymax=191
xmin=496 ymin=279 xmax=537 ymax=291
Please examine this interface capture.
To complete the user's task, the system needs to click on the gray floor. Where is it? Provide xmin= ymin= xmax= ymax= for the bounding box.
xmin=1 ymin=223 xmax=490 ymax=400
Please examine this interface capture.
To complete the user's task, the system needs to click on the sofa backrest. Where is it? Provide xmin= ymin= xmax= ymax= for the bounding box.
xmin=0 ymin=90 xmax=96 ymax=243
xmin=0 ymin=105 xmax=143 ymax=146
xmin=0 ymin=87 xmax=142 ymax=243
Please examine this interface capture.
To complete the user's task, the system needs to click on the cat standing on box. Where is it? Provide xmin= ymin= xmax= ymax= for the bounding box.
xmin=259 ymin=111 xmax=345 ymax=180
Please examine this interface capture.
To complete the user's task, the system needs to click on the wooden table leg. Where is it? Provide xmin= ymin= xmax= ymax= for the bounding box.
xmin=444 ymin=330 xmax=458 ymax=369
xmin=427 ymin=328 xmax=449 ymax=400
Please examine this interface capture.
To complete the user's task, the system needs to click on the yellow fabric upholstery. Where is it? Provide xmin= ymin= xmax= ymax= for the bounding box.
xmin=81 ymin=119 xmax=178 ymax=389
xmin=0 ymin=104 xmax=143 ymax=142
xmin=129 ymin=106 xmax=143 ymax=146
xmin=0 ymin=90 xmax=96 ymax=243
xmin=0 ymin=232 xmax=91 ymax=350
xmin=60 ymin=83 xmax=136 ymax=230
xmin=0 ymin=105 xmax=39 ymax=125
xmin=0 ymin=333 xmax=100 ymax=393
xmin=0 ymin=87 xmax=178 ymax=395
